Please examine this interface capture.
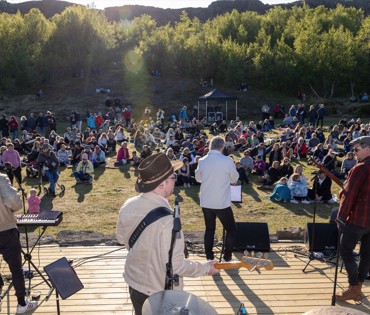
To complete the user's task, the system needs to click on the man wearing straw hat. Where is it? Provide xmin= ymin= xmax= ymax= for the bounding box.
xmin=116 ymin=153 xmax=219 ymax=315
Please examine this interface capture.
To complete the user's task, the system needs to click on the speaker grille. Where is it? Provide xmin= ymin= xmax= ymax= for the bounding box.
xmin=234 ymin=222 xmax=270 ymax=252
xmin=304 ymin=223 xmax=338 ymax=252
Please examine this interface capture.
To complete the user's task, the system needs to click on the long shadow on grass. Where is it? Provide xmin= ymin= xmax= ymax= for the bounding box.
xmin=180 ymin=185 xmax=200 ymax=204
xmin=93 ymin=166 xmax=106 ymax=180
xmin=73 ymin=183 xmax=93 ymax=203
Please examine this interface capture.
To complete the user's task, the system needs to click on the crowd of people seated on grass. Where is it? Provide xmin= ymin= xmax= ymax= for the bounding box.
xmin=0 ymin=102 xmax=369 ymax=199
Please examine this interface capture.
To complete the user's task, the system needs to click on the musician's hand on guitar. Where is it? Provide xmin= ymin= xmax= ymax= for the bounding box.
xmin=207 ymin=260 xmax=220 ymax=276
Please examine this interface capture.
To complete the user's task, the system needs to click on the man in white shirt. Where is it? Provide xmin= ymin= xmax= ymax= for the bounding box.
xmin=195 ymin=136 xmax=239 ymax=261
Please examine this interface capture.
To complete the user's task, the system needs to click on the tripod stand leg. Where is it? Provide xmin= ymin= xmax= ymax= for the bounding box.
xmin=302 ymin=258 xmax=314 ymax=272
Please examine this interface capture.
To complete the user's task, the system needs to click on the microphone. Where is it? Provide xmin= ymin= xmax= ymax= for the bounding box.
xmin=174 ymin=197 xmax=180 ymax=218
xmin=173 ymin=197 xmax=181 ymax=235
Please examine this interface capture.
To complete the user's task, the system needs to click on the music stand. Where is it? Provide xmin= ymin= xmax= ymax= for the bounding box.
xmin=44 ymin=257 xmax=84 ymax=315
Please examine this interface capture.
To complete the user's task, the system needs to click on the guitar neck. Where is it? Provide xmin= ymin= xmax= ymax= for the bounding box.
xmin=214 ymin=262 xmax=243 ymax=270
xmin=308 ymin=158 xmax=343 ymax=188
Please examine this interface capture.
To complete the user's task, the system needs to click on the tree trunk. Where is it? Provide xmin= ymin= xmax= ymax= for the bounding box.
xmin=309 ymin=83 xmax=320 ymax=98
xmin=350 ymin=80 xmax=355 ymax=97
xmin=330 ymin=81 xmax=335 ymax=98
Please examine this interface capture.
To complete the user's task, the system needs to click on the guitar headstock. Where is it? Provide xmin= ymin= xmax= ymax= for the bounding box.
xmin=241 ymin=253 xmax=274 ymax=271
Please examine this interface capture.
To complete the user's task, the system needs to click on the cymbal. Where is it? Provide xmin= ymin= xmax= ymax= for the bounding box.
xmin=142 ymin=290 xmax=218 ymax=315
xmin=303 ymin=306 xmax=368 ymax=315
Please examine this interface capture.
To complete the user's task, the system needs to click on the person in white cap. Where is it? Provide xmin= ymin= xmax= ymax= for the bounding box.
xmin=73 ymin=153 xmax=94 ymax=185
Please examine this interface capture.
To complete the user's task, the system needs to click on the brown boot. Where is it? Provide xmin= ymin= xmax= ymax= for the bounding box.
xmin=336 ymin=284 xmax=364 ymax=302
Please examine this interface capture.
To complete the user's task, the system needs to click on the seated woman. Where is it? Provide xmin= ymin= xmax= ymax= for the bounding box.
xmin=133 ymin=130 xmax=145 ymax=149
xmin=115 ymin=126 xmax=127 ymax=144
xmin=342 ymin=133 xmax=354 ymax=153
xmin=280 ymin=141 xmax=294 ymax=159
xmin=322 ymin=149 xmax=338 ymax=174
xmin=57 ymin=144 xmax=71 ymax=166
xmin=98 ymin=133 xmax=108 ymax=152
xmin=143 ymin=129 xmax=157 ymax=147
xmin=268 ymin=143 xmax=282 ymax=167
xmin=258 ymin=161 xmax=281 ymax=189
xmin=115 ymin=141 xmax=130 ymax=166
xmin=106 ymin=133 xmax=117 ymax=153
xmin=270 ymin=177 xmax=291 ymax=202
xmin=293 ymin=137 xmax=307 ymax=160
xmin=340 ymin=151 xmax=357 ymax=178
xmin=140 ymin=145 xmax=152 ymax=162
xmin=178 ymin=157 xmax=191 ymax=188
xmin=179 ymin=147 xmax=195 ymax=165
xmin=239 ymin=150 xmax=253 ymax=174
xmin=312 ymin=143 xmax=327 ymax=163
xmin=165 ymin=147 xmax=177 ymax=161
xmin=287 ymin=165 xmax=308 ymax=187
xmin=91 ymin=145 xmax=106 ymax=168
xmin=289 ymin=173 xmax=310 ymax=204
xmin=223 ymin=133 xmax=235 ymax=155
xmin=253 ymin=155 xmax=267 ymax=176
xmin=279 ymin=157 xmax=294 ymax=179
xmin=307 ymin=171 xmax=333 ymax=203
xmin=235 ymin=161 xmax=249 ymax=185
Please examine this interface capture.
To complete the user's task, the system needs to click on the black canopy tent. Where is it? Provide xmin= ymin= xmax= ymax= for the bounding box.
xmin=197 ymin=89 xmax=238 ymax=121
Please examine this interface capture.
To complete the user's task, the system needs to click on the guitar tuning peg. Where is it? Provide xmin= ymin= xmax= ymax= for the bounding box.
xmin=263 ymin=253 xmax=269 ymax=259
xmin=256 ymin=252 xmax=263 ymax=258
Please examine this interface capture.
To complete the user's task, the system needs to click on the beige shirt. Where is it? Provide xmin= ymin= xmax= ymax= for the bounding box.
xmin=0 ymin=174 xmax=23 ymax=232
xmin=116 ymin=191 xmax=210 ymax=296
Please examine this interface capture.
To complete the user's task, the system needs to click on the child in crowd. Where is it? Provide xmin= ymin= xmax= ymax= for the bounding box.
xmin=253 ymin=155 xmax=266 ymax=175
xmin=235 ymin=161 xmax=249 ymax=185
xmin=130 ymin=151 xmax=141 ymax=167
xmin=27 ymin=188 xmax=40 ymax=214
xmin=178 ymin=157 xmax=191 ymax=188
xmin=270 ymin=177 xmax=291 ymax=202
xmin=289 ymin=173 xmax=310 ymax=204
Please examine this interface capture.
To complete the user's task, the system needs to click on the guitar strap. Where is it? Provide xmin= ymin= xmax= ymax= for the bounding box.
xmin=128 ymin=207 xmax=172 ymax=249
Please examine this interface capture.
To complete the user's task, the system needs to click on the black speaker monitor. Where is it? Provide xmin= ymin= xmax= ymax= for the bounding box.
xmin=44 ymin=257 xmax=84 ymax=300
xmin=234 ymin=222 xmax=270 ymax=252
xmin=305 ymin=223 xmax=338 ymax=252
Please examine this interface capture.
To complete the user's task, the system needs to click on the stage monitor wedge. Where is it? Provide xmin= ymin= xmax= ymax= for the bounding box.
xmin=234 ymin=222 xmax=270 ymax=252
xmin=305 ymin=223 xmax=338 ymax=252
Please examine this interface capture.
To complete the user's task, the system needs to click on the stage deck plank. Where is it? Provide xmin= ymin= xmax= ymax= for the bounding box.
xmin=0 ymin=243 xmax=369 ymax=315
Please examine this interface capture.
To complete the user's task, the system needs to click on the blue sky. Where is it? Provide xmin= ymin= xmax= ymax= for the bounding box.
xmin=9 ymin=0 xmax=298 ymax=10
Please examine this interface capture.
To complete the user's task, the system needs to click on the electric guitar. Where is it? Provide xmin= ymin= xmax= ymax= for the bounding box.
xmin=214 ymin=253 xmax=274 ymax=272
xmin=308 ymin=157 xmax=343 ymax=188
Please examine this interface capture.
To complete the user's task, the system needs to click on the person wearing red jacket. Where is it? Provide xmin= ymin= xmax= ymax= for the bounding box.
xmin=115 ymin=141 xmax=130 ymax=166
xmin=8 ymin=116 xmax=19 ymax=140
xmin=293 ymin=137 xmax=307 ymax=160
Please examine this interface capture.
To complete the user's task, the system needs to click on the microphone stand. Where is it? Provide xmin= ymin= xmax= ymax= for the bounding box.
xmin=293 ymin=171 xmax=336 ymax=271
xmin=165 ymin=198 xmax=181 ymax=290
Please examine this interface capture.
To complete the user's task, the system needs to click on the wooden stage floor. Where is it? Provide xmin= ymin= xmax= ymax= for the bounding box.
xmin=0 ymin=243 xmax=369 ymax=315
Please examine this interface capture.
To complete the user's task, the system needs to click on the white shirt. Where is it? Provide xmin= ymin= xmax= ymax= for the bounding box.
xmin=195 ymin=150 xmax=239 ymax=209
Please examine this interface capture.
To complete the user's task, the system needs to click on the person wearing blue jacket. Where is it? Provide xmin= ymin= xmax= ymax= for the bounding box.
xmin=270 ymin=177 xmax=291 ymax=202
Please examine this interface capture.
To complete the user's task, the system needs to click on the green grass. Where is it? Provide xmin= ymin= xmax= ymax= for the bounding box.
xmin=19 ymin=128 xmax=343 ymax=240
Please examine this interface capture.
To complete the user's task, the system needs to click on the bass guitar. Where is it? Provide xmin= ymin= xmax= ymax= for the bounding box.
xmin=308 ymin=157 xmax=343 ymax=188
xmin=214 ymin=253 xmax=274 ymax=272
